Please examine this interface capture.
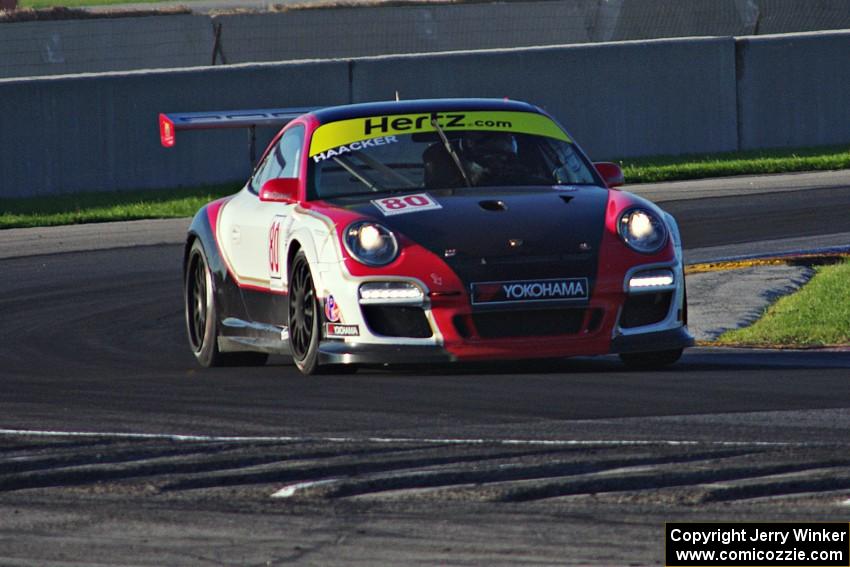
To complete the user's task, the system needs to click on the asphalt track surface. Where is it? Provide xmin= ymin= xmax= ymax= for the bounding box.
xmin=1 ymin=174 xmax=850 ymax=565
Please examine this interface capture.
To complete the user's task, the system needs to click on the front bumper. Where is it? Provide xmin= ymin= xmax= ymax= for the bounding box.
xmin=317 ymin=325 xmax=694 ymax=366
xmin=317 ymin=259 xmax=692 ymax=365
xmin=610 ymin=326 xmax=694 ymax=354
xmin=319 ymin=326 xmax=694 ymax=364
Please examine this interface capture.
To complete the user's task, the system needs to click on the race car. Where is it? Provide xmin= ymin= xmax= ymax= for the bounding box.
xmin=161 ymin=98 xmax=693 ymax=375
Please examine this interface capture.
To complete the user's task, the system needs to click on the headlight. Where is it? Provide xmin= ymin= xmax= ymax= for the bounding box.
xmin=618 ymin=208 xmax=668 ymax=254
xmin=343 ymin=221 xmax=399 ymax=266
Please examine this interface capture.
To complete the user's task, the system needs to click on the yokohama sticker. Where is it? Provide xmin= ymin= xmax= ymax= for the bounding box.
xmin=325 ymin=323 xmax=359 ymax=338
xmin=372 ymin=193 xmax=442 ymax=216
xmin=471 ymin=278 xmax=589 ymax=305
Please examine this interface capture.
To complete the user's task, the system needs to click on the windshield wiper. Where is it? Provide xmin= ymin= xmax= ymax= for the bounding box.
xmin=431 ymin=115 xmax=471 ymax=188
xmin=352 ymin=151 xmax=417 ymax=189
xmin=332 ymin=156 xmax=384 ymax=192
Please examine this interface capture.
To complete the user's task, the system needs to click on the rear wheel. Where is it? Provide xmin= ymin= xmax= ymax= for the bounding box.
xmin=619 ymin=348 xmax=683 ymax=370
xmin=185 ymin=239 xmax=268 ymax=367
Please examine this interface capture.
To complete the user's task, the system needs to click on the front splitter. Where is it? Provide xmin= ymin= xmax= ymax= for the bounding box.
xmin=318 ymin=341 xmax=455 ymax=365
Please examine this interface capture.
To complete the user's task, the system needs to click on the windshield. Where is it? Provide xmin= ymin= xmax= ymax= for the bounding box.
xmin=307 ymin=110 xmax=600 ymax=199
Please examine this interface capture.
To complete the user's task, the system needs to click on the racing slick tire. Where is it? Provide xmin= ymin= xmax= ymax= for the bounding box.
xmin=619 ymin=348 xmax=683 ymax=370
xmin=287 ymin=250 xmax=356 ymax=376
xmin=288 ymin=250 xmax=322 ymax=375
xmin=185 ymin=239 xmax=268 ymax=368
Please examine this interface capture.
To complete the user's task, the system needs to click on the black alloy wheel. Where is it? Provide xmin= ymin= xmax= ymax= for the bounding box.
xmin=288 ymin=251 xmax=320 ymax=374
xmin=185 ymin=239 xmax=267 ymax=367
xmin=187 ymin=248 xmax=208 ymax=353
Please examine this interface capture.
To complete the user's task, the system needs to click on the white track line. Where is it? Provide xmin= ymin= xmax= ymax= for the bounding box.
xmin=0 ymin=428 xmax=841 ymax=448
xmin=271 ymin=479 xmax=341 ymax=499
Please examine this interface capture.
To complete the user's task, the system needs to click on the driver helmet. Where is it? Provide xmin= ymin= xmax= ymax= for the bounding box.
xmin=461 ymin=131 xmax=519 ymax=167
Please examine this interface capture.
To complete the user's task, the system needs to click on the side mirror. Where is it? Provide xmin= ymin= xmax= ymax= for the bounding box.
xmin=594 ymin=162 xmax=625 ymax=188
xmin=259 ymin=178 xmax=299 ymax=203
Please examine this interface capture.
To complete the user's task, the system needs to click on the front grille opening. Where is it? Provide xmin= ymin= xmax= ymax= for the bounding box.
xmin=453 ymin=314 xmax=474 ymax=339
xmin=619 ymin=292 xmax=673 ymax=329
xmin=469 ymin=309 xmax=586 ymax=339
xmin=361 ymin=306 xmax=433 ymax=338
xmin=586 ymin=308 xmax=604 ymax=333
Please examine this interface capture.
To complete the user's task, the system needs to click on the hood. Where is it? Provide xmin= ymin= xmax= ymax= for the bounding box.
xmin=324 ymin=185 xmax=609 ymax=286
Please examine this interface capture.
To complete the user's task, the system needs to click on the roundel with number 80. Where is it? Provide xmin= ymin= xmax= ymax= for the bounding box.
xmin=371 ymin=192 xmax=443 ymax=217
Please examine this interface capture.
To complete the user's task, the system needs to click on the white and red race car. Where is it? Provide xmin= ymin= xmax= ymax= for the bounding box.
xmin=162 ymin=98 xmax=692 ymax=375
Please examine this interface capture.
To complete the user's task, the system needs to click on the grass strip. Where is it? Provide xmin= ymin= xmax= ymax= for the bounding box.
xmin=1 ymin=144 xmax=849 ymax=229
xmin=618 ymin=144 xmax=850 ymax=184
xmin=716 ymin=259 xmax=850 ymax=347
xmin=17 ymin=0 xmax=190 ymax=7
xmin=0 ymin=184 xmax=237 ymax=229
xmin=14 ymin=0 xmax=521 ymax=8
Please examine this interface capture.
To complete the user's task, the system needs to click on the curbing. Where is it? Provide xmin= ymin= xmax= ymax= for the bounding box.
xmin=686 ymin=250 xmax=849 ymax=349
xmin=686 ymin=248 xmax=850 ymax=274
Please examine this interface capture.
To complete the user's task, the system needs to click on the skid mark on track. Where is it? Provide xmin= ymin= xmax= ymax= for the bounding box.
xmin=1 ymin=432 xmax=849 ymax=507
xmin=0 ymin=428 xmax=836 ymax=447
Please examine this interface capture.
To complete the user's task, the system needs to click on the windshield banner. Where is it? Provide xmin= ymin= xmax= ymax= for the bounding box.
xmin=309 ymin=111 xmax=570 ymax=158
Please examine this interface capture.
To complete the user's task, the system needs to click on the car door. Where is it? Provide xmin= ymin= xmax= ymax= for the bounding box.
xmin=219 ymin=124 xmax=305 ymax=325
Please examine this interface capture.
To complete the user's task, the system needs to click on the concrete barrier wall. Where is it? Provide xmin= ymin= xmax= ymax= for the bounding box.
xmin=2 ymin=30 xmax=849 ymax=198
xmin=756 ymin=0 xmax=850 ymax=34
xmin=213 ymin=0 xmax=850 ymax=63
xmin=0 ymin=15 xmax=213 ymax=79
xmin=604 ymin=0 xmax=754 ymax=41
xmin=351 ymin=38 xmax=738 ymax=159
xmin=3 ymin=0 xmax=850 ymax=79
xmin=736 ymin=30 xmax=850 ymax=150
xmin=0 ymin=61 xmax=350 ymax=197
xmin=212 ymin=2 xmax=598 ymax=63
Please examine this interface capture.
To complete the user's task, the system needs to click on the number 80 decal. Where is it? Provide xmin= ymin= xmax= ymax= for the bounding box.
xmin=371 ymin=192 xmax=442 ymax=216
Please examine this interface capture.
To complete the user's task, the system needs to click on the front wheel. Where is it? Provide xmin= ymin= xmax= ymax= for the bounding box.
xmin=288 ymin=251 xmax=321 ymax=375
xmin=619 ymin=348 xmax=683 ymax=370
xmin=185 ymin=239 xmax=268 ymax=367
xmin=287 ymin=250 xmax=357 ymax=376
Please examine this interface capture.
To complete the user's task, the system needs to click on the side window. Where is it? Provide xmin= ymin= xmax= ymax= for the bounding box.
xmin=250 ymin=151 xmax=278 ymax=193
xmin=551 ymin=143 xmax=596 ymax=185
xmin=250 ymin=125 xmax=305 ymax=193
xmin=279 ymin=125 xmax=304 ymax=178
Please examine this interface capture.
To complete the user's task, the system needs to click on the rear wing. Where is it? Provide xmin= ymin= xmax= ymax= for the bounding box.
xmin=158 ymin=107 xmax=317 ymax=163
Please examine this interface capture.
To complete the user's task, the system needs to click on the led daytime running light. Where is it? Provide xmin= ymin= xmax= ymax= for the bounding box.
xmin=359 ymin=282 xmax=424 ymax=304
xmin=629 ymin=269 xmax=675 ymax=291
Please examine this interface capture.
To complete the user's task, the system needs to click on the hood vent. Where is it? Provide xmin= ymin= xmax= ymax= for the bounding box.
xmin=479 ymin=200 xmax=507 ymax=212
xmin=559 ymin=195 xmax=574 ymax=204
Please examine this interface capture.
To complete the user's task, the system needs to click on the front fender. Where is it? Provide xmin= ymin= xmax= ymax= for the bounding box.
xmin=663 ymin=211 xmax=684 ymax=262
